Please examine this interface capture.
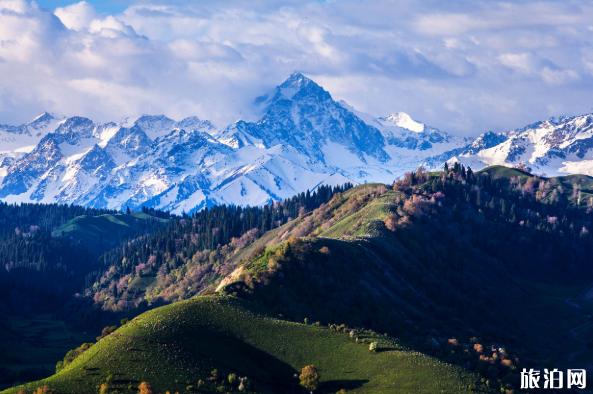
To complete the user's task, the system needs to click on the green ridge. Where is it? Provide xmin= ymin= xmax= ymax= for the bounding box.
xmin=2 ymin=297 xmax=489 ymax=394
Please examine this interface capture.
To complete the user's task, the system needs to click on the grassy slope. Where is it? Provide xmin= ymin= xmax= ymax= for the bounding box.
xmin=230 ymin=217 xmax=304 ymax=264
xmin=2 ymin=296 xmax=488 ymax=394
xmin=52 ymin=212 xmax=168 ymax=252
xmin=220 ymin=181 xmax=593 ymax=368
xmin=231 ymin=184 xmax=391 ymax=262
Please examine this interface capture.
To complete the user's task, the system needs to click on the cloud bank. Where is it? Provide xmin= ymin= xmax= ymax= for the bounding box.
xmin=1 ymin=0 xmax=593 ymax=136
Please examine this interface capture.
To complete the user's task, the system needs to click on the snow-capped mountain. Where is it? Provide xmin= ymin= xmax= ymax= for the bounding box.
xmin=0 ymin=73 xmax=471 ymax=213
xmin=449 ymin=115 xmax=593 ymax=176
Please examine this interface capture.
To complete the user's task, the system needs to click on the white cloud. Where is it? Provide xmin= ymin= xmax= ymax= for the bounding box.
xmin=499 ymin=52 xmax=580 ymax=85
xmin=168 ymin=39 xmax=242 ymax=61
xmin=540 ymin=67 xmax=580 ymax=85
xmin=499 ymin=53 xmax=538 ymax=73
xmin=54 ymin=1 xmax=96 ymax=31
xmin=88 ymin=15 xmax=137 ymax=37
xmin=0 ymin=0 xmax=592 ymax=137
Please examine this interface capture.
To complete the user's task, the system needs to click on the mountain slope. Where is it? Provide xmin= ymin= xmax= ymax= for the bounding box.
xmin=1 ymin=296 xmax=488 ymax=394
xmin=211 ymin=171 xmax=593 ymax=382
xmin=216 ymin=73 xmax=390 ymax=163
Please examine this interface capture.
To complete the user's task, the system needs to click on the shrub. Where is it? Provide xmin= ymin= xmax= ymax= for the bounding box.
xmin=299 ymin=365 xmax=320 ymax=391
xmin=211 ymin=369 xmax=219 ymax=378
xmin=186 ymin=386 xmax=194 ymax=391
xmin=329 ymin=193 xmax=344 ymax=208
xmin=249 ymin=245 xmax=266 ymax=261
xmin=56 ymin=343 xmax=93 ymax=372
xmin=99 ymin=383 xmax=109 ymax=394
xmin=384 ymin=214 xmax=397 ymax=232
xmin=319 ymin=246 xmax=330 ymax=254
xmin=369 ymin=342 xmax=378 ymax=352
xmin=239 ymin=377 xmax=252 ymax=390
xmin=228 ymin=374 xmax=237 ymax=385
xmin=120 ymin=318 xmax=129 ymax=326
xmin=138 ymin=382 xmax=155 ymax=394
xmin=33 ymin=387 xmax=53 ymax=394
xmin=97 ymin=326 xmax=117 ymax=341
xmin=501 ymin=359 xmax=513 ymax=367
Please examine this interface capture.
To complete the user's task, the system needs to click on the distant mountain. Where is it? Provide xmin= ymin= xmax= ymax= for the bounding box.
xmin=449 ymin=114 xmax=593 ymax=176
xmin=0 ymin=73 xmax=482 ymax=213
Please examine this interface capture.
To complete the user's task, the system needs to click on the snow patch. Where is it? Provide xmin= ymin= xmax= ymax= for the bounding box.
xmin=383 ymin=112 xmax=425 ymax=133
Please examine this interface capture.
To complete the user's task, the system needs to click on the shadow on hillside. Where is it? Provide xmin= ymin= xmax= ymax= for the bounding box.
xmin=114 ymin=378 xmax=139 ymax=385
xmin=205 ymin=336 xmax=299 ymax=389
xmin=321 ymin=379 xmax=369 ymax=392
xmin=377 ymin=347 xmax=399 ymax=352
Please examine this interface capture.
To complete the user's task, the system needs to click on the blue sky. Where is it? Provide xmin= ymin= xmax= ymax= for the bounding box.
xmin=1 ymin=0 xmax=593 ymax=136
xmin=35 ymin=0 xmax=129 ymax=13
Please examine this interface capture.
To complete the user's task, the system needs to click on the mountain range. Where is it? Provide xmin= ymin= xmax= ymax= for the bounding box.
xmin=2 ymin=72 xmax=593 ymax=213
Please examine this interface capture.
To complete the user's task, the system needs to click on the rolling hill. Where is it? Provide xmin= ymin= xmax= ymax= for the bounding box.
xmin=52 ymin=211 xmax=169 ymax=252
xmin=1 ymin=296 xmax=489 ymax=394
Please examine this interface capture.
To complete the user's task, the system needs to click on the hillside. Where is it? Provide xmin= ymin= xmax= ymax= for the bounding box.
xmin=52 ymin=211 xmax=169 ymax=252
xmin=9 ymin=166 xmax=593 ymax=393
xmin=479 ymin=165 xmax=593 ymax=209
xmin=2 ymin=296 xmax=489 ymax=394
xmin=212 ymin=168 xmax=593 ymax=389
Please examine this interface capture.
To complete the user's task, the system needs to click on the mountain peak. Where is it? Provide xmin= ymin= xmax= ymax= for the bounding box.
xmin=280 ymin=72 xmax=312 ymax=87
xmin=276 ymin=72 xmax=330 ymax=102
xmin=382 ymin=112 xmax=425 ymax=133
xmin=28 ymin=111 xmax=53 ymax=125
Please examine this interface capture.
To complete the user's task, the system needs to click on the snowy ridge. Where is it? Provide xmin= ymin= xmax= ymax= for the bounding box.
xmin=448 ymin=114 xmax=593 ymax=176
xmin=10 ymin=72 xmax=585 ymax=213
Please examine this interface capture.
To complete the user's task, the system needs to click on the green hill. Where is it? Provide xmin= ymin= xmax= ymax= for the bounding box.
xmin=52 ymin=212 xmax=168 ymax=252
xmin=480 ymin=165 xmax=593 ymax=208
xmin=2 ymin=296 xmax=489 ymax=394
